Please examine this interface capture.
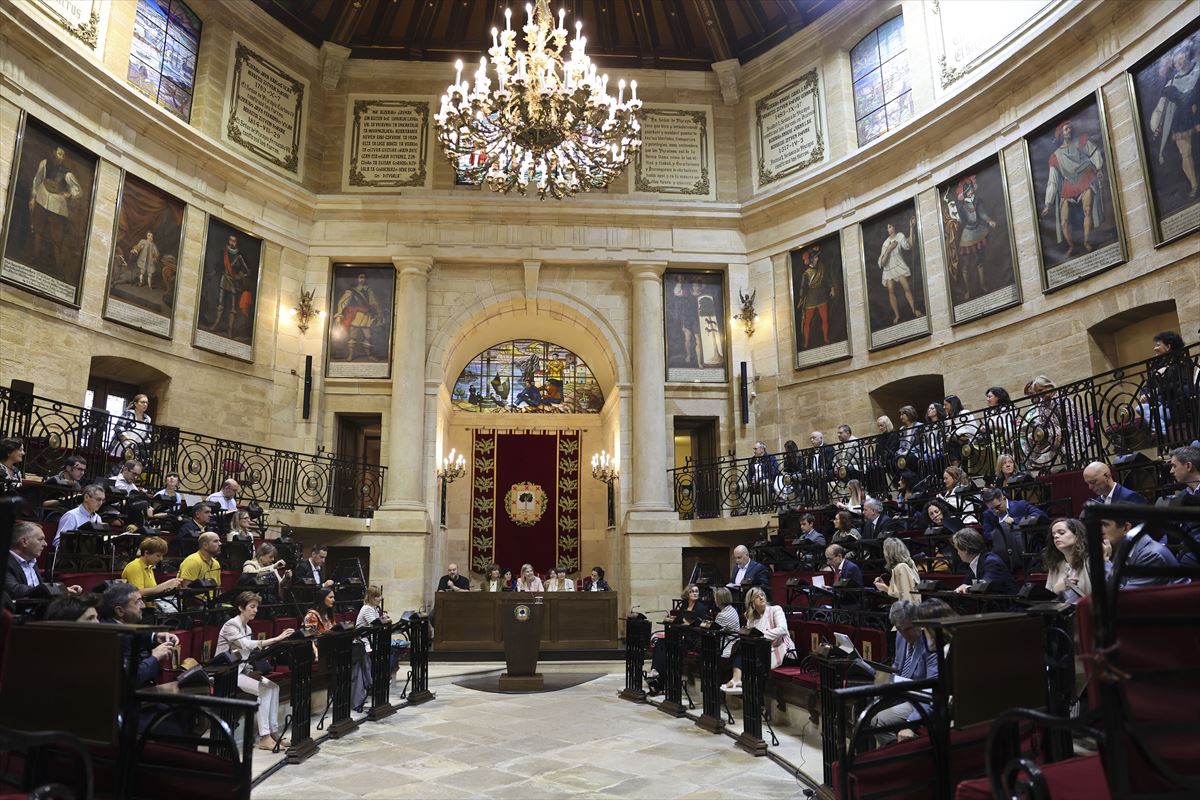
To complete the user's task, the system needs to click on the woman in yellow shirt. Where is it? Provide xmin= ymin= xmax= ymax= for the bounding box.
xmin=120 ymin=536 xmax=182 ymax=609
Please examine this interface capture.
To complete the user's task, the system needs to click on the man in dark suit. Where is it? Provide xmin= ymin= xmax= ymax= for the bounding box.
xmin=952 ymin=529 xmax=1017 ymax=595
xmin=727 ymin=544 xmax=771 ymax=600
xmin=980 ymin=488 xmax=1047 ymax=572
xmin=860 ymin=498 xmax=901 ymax=540
xmin=824 ymin=544 xmax=864 ymax=587
xmin=1100 ymin=515 xmax=1189 ymax=587
xmin=1082 ymin=461 xmax=1148 ymax=505
xmin=177 ymin=502 xmax=213 ymax=540
xmin=293 ymin=544 xmax=334 ymax=588
xmin=748 ymin=441 xmax=780 ymax=513
xmin=5 ymin=520 xmax=82 ymax=609
xmin=801 ymin=431 xmax=836 ymax=505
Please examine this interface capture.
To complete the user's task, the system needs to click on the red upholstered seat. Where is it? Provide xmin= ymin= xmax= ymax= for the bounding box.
xmin=954 ymin=755 xmax=1108 ymax=800
xmin=771 ymin=664 xmax=818 ymax=688
xmin=791 ymin=618 xmax=831 ymax=657
xmin=833 ymin=726 xmax=990 ymax=800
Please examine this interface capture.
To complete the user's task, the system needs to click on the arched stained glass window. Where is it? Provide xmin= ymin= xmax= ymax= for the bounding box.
xmin=851 ymin=15 xmax=913 ymax=146
xmin=452 ymin=340 xmax=604 ymax=413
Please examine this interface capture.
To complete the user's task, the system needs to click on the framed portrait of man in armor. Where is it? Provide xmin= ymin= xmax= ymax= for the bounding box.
xmin=0 ymin=113 xmax=100 ymax=307
xmin=663 ymin=270 xmax=728 ymax=383
xmin=935 ymin=153 xmax=1022 ymax=325
xmin=192 ymin=216 xmax=262 ymax=362
xmin=1022 ymin=91 xmax=1126 ymax=292
xmin=788 ymin=231 xmax=851 ymax=370
xmin=1127 ymin=17 xmax=1200 ymax=247
xmin=325 ymin=263 xmax=395 ymax=379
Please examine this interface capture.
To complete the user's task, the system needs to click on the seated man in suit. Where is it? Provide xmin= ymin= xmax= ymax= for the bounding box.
xmin=110 ymin=459 xmax=144 ymax=495
xmin=792 ymin=513 xmax=827 ymax=568
xmin=177 ymin=502 xmax=213 ymax=541
xmin=861 ymin=498 xmax=901 ymax=540
xmin=952 ymin=529 xmax=1018 ymax=595
xmin=1082 ymin=461 xmax=1148 ymax=505
xmin=824 ymin=543 xmax=864 ymax=587
xmin=866 ymin=599 xmax=940 ymax=744
xmin=726 ymin=545 xmax=770 ymax=599
xmin=980 ymin=487 xmax=1047 ymax=572
xmin=1164 ymin=446 xmax=1200 ymax=551
xmin=293 ymin=544 xmax=334 ymax=588
xmin=5 ymin=521 xmax=83 ymax=609
xmin=1099 ymin=514 xmax=1188 ymax=587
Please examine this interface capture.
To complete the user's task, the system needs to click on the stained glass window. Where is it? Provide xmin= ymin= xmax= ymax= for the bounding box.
xmin=452 ymin=340 xmax=604 ymax=413
xmin=851 ymin=15 xmax=913 ymax=146
xmin=128 ymin=0 xmax=201 ymax=123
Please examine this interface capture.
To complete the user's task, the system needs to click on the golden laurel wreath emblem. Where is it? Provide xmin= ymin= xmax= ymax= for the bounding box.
xmin=513 ymin=604 xmax=531 ymax=623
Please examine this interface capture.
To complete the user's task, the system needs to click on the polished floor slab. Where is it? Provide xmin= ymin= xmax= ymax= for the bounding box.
xmin=251 ymin=669 xmax=824 ymax=799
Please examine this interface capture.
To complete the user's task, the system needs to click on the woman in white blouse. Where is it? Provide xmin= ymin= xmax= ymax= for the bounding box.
xmin=215 ymin=591 xmax=295 ymax=750
xmin=516 ymin=563 xmax=544 ymax=592
xmin=545 ymin=565 xmax=576 ymax=592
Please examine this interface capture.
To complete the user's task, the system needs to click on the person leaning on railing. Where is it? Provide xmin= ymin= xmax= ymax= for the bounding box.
xmin=109 ymin=393 xmax=152 ymax=460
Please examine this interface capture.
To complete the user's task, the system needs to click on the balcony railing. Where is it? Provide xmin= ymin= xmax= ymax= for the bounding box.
xmin=670 ymin=343 xmax=1200 ymax=518
xmin=0 ymin=387 xmax=385 ymax=517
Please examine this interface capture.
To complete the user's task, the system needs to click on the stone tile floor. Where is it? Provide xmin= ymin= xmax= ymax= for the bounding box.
xmin=252 ymin=667 xmax=825 ymax=799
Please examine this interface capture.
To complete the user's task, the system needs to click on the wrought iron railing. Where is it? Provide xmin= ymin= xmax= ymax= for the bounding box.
xmin=0 ymin=387 xmax=385 ymax=517
xmin=670 ymin=343 xmax=1200 ymax=518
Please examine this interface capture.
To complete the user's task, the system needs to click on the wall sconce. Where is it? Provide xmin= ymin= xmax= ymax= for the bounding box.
xmin=734 ymin=289 xmax=758 ymax=338
xmin=436 ymin=448 xmax=466 ymax=526
xmin=289 ymin=288 xmax=325 ymax=334
xmin=590 ymin=450 xmax=618 ymax=527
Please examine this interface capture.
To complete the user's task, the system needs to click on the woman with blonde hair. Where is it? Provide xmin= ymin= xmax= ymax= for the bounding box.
xmin=721 ymin=587 xmax=794 ymax=693
xmin=874 ymin=538 xmax=922 ymax=604
xmin=516 ymin=563 xmax=543 ymax=592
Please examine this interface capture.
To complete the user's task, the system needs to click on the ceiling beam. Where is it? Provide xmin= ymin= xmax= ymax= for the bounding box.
xmin=626 ymin=0 xmax=659 ymax=67
xmin=688 ymin=0 xmax=732 ymax=62
xmin=408 ymin=0 xmax=442 ymax=58
xmin=328 ymin=0 xmax=366 ymax=44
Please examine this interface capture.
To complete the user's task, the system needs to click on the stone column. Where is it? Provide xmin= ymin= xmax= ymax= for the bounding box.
xmin=626 ymin=261 xmax=672 ymax=512
xmin=381 ymin=256 xmax=434 ymax=511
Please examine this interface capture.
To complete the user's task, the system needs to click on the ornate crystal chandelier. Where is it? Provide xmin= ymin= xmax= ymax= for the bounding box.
xmin=434 ymin=0 xmax=643 ymax=200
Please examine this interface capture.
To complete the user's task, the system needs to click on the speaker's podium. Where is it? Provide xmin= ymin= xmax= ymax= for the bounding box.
xmin=499 ymin=596 xmax=544 ymax=691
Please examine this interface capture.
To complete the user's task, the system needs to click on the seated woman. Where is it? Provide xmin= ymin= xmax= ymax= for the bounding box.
xmin=227 ymin=510 xmax=256 ymax=543
xmin=582 ymin=566 xmax=611 ymax=591
xmin=0 ymin=437 xmax=24 ymax=485
xmin=515 ymin=563 xmax=544 ymax=592
xmin=721 ymin=587 xmax=795 ymax=693
xmin=938 ymin=466 xmax=979 ymax=525
xmin=120 ymin=535 xmax=183 ymax=613
xmin=647 ymin=583 xmax=709 ymax=692
xmin=1044 ymin=518 xmax=1097 ymax=603
xmin=501 ymin=568 xmax=515 ymax=590
xmin=836 ymin=479 xmax=871 ymax=514
xmin=545 ymin=565 xmax=576 ymax=592
xmin=992 ymin=453 xmax=1030 ymax=489
xmin=921 ymin=501 xmax=962 ymax=571
xmin=240 ymin=543 xmax=290 ymax=602
xmin=304 ymin=588 xmax=337 ymax=662
xmin=831 ymin=510 xmax=861 ymax=543
xmin=480 ymin=564 xmax=505 ymax=592
xmin=894 ymin=470 xmax=925 ymax=518
xmin=215 ymin=591 xmax=295 ymax=750
xmin=874 ymin=538 xmax=922 ymax=604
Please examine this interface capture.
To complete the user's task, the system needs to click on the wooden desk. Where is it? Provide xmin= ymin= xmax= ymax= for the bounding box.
xmin=434 ymin=592 xmax=619 ymax=651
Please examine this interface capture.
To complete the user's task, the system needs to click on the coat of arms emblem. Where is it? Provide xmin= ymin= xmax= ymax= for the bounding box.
xmin=505 ymin=481 xmax=547 ymax=526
